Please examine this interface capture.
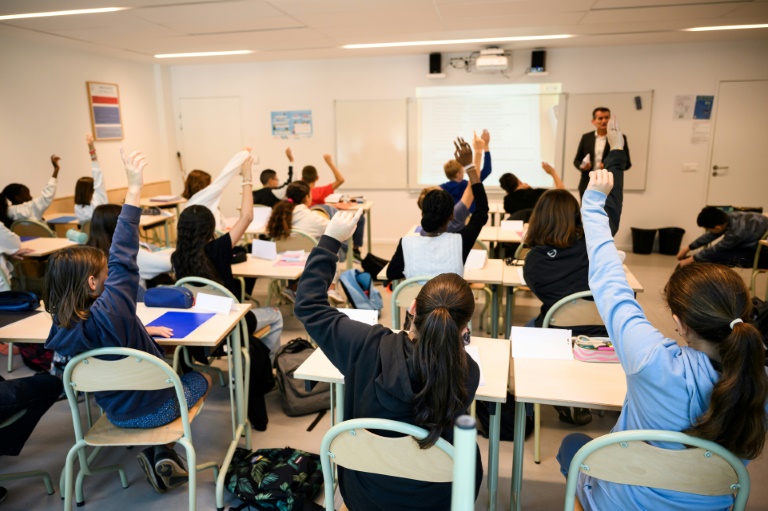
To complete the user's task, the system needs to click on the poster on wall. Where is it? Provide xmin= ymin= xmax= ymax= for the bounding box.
xmin=693 ymin=95 xmax=714 ymax=120
xmin=86 ymin=82 xmax=124 ymax=140
xmin=271 ymin=110 xmax=313 ymax=139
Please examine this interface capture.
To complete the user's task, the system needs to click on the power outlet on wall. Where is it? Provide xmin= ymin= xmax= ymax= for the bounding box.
xmin=682 ymin=163 xmax=698 ymax=172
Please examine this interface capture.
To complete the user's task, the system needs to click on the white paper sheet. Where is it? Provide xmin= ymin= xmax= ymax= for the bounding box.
xmin=325 ymin=193 xmax=343 ymax=203
xmin=464 ymin=345 xmax=486 ymax=386
xmin=511 ymin=326 xmax=573 ymax=360
xmin=517 ymin=267 xmax=526 ymax=286
xmin=337 ymin=308 xmax=379 ymax=325
xmin=251 ymin=240 xmax=277 ymax=260
xmin=194 ymin=292 xmax=236 ymax=314
xmin=501 ymin=220 xmax=524 ymax=232
xmin=279 ymin=250 xmax=307 ymax=262
xmin=465 ymin=249 xmax=487 ymax=270
xmin=248 ymin=207 xmax=272 ymax=231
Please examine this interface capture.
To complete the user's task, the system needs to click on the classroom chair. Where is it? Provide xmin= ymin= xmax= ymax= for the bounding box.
xmin=61 ymin=347 xmax=219 ymax=510
xmin=537 ymin=290 xmax=604 ymax=464
xmin=390 ymin=276 xmax=432 ymax=330
xmin=10 ymin=219 xmax=56 ymax=238
xmin=563 ymin=429 xmax=750 ymax=511
xmin=320 ymin=416 xmax=478 ymax=511
xmin=750 ymin=232 xmax=768 ymax=300
xmin=268 ymin=230 xmax=317 ymax=306
xmin=80 ymin=220 xmax=91 ymax=235
xmin=310 ymin=205 xmax=331 ymax=220
xmin=0 ymin=409 xmax=56 ymax=498
xmin=10 ymin=219 xmax=56 ymax=293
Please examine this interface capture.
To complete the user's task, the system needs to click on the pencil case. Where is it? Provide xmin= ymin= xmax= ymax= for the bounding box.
xmin=572 ymin=336 xmax=619 ymax=363
xmin=144 ymin=286 xmax=194 ymax=309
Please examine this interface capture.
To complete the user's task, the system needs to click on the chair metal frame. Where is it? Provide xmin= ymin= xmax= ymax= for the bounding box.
xmin=320 ymin=417 xmax=477 ymax=511
xmin=10 ymin=219 xmax=56 ymax=238
xmin=564 ymin=429 xmax=750 ymax=511
xmin=61 ymin=347 xmax=219 ymax=510
xmin=749 ymin=232 xmax=768 ymax=301
xmin=390 ymin=276 xmax=433 ymax=330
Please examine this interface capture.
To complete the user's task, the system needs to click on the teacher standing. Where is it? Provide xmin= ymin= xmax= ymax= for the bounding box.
xmin=573 ymin=107 xmax=631 ymax=199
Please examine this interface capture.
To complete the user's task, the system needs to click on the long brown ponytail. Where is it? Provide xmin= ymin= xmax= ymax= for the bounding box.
xmin=266 ymin=181 xmax=310 ymax=240
xmin=665 ymin=263 xmax=768 ymax=459
xmin=411 ymin=273 xmax=475 ymax=448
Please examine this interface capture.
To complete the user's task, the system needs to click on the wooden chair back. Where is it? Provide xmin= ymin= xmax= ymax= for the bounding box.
xmin=543 ymin=291 xmax=603 ymax=329
xmin=11 ymin=219 xmax=56 ymax=238
xmin=274 ymin=229 xmax=317 ymax=253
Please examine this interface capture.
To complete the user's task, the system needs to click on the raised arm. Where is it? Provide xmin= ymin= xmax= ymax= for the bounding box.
xmin=87 ymin=134 xmax=108 ymax=208
xmin=276 ymin=147 xmax=294 ymax=190
xmin=323 ymin=154 xmax=345 ymax=190
xmin=227 ymin=155 xmax=255 ymax=247
xmin=8 ymin=156 xmax=59 ymax=221
xmin=479 ymin=129 xmax=492 ymax=181
xmin=458 ymin=134 xmax=489 ymax=258
xmin=295 ymin=208 xmax=375 ymax=372
xmin=186 ymin=149 xmax=249 ymax=207
xmin=542 ymin=162 xmax=565 ymax=190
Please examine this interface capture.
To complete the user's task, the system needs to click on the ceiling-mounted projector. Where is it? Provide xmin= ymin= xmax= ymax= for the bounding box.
xmin=472 ymin=48 xmax=509 ymax=72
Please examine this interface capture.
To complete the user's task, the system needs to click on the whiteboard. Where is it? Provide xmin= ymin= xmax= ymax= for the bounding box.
xmin=561 ymin=92 xmax=653 ymax=191
xmin=334 ymin=99 xmax=408 ymax=190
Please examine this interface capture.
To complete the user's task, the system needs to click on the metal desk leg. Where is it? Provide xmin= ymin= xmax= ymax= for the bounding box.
xmin=491 ymin=285 xmax=499 ymax=339
xmin=7 ymin=342 xmax=13 ymax=372
xmin=511 ymin=400 xmax=526 ymax=511
xmin=487 ymin=402 xmax=501 ymax=510
xmin=366 ymin=209 xmax=373 ymax=255
xmin=347 ymin=238 xmax=354 ymax=270
xmin=163 ymin=220 xmax=171 ymax=248
xmin=505 ymin=286 xmax=515 ymax=339
xmin=335 ymin=382 xmax=345 ymax=424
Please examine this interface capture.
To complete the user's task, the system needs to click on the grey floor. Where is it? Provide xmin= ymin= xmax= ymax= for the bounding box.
xmin=2 ymin=248 xmax=767 ymax=510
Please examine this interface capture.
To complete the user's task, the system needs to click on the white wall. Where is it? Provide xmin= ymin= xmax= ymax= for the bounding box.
xmin=0 ymin=29 xmax=175 ymax=201
xmin=169 ymin=39 xmax=768 ymax=249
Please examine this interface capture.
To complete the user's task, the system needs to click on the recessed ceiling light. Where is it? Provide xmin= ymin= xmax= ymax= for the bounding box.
xmin=343 ymin=35 xmax=573 ymax=49
xmin=684 ymin=24 xmax=768 ymax=32
xmin=0 ymin=8 xmax=126 ymax=21
xmin=154 ymin=50 xmax=254 ymax=59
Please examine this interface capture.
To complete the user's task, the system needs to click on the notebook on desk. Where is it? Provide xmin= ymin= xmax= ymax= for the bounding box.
xmin=46 ymin=216 xmax=78 ymax=224
xmin=146 ymin=311 xmax=215 ymax=338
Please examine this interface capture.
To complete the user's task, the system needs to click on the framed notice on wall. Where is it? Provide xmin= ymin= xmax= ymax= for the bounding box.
xmin=86 ymin=82 xmax=123 ymax=140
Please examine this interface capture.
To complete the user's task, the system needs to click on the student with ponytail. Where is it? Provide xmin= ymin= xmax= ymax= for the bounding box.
xmin=558 ymin=128 xmax=768 ymax=510
xmin=295 ymin=208 xmax=482 ymax=510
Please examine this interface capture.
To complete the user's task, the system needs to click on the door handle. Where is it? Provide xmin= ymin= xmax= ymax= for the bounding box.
xmin=712 ymin=165 xmax=729 ymax=176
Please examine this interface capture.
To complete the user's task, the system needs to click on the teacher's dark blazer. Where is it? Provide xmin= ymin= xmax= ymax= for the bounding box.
xmin=573 ymin=132 xmax=631 ymax=197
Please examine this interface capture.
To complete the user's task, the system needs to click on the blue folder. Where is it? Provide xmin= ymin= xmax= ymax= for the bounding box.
xmin=19 ymin=236 xmax=38 ymax=242
xmin=146 ymin=311 xmax=215 ymax=338
xmin=46 ymin=215 xmax=78 ymax=224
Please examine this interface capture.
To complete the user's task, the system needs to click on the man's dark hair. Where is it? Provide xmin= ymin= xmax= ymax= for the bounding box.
xmin=697 ymin=206 xmax=729 ymax=229
xmin=592 ymin=107 xmax=611 ymax=119
xmin=260 ymin=169 xmax=277 ymax=185
xmin=499 ymin=173 xmax=519 ymax=194
xmin=301 ymin=165 xmax=318 ymax=183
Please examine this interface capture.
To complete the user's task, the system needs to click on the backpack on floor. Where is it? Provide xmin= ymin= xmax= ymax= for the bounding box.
xmin=225 ymin=446 xmax=324 ymax=511
xmin=339 ymin=269 xmax=383 ymax=311
xmin=475 ymin=391 xmax=534 ymax=441
xmin=274 ymin=338 xmax=331 ymax=417
xmin=362 ymin=253 xmax=389 ymax=281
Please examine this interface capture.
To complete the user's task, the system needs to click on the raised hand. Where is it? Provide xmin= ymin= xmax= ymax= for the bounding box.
xmin=324 ymin=207 xmax=364 ymax=243
xmin=50 ymin=154 xmax=61 ymax=172
xmin=606 ymin=117 xmax=624 ymax=151
xmin=473 ymin=131 xmax=484 ymax=153
xmin=240 ymin=155 xmax=254 ymax=181
xmin=286 ymin=147 xmax=294 ymax=163
xmin=454 ymin=137 xmax=472 ymax=167
xmin=587 ymin=167 xmax=613 ymax=196
xmin=481 ymin=129 xmax=490 ymax=150
xmin=120 ymin=148 xmax=146 ymax=190
xmin=541 ymin=162 xmax=556 ymax=175
xmin=323 ymin=154 xmax=333 ymax=166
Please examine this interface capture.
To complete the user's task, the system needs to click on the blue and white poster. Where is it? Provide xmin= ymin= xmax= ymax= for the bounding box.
xmin=271 ymin=110 xmax=313 ymax=139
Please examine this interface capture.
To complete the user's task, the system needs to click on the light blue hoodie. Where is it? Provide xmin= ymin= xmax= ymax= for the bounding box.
xmin=579 ymin=187 xmax=733 ymax=511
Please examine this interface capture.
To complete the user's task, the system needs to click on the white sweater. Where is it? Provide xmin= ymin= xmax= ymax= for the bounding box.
xmin=0 ymin=224 xmax=22 ymax=291
xmin=291 ymin=205 xmax=329 ymax=240
xmin=185 ymin=150 xmax=250 ymax=231
xmin=7 ymin=177 xmax=58 ymax=221
xmin=74 ymin=161 xmax=108 ymax=224
xmin=401 ymin=233 xmax=464 ymax=280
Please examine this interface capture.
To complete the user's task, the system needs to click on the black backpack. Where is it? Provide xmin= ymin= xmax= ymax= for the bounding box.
xmin=475 ymin=392 xmax=534 ymax=441
xmin=225 ymin=447 xmax=324 ymax=511
xmin=273 ymin=339 xmax=331 ymax=417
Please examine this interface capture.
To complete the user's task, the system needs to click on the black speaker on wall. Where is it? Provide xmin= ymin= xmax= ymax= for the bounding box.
xmin=429 ymin=53 xmax=442 ymax=74
xmin=531 ymin=50 xmax=546 ymax=73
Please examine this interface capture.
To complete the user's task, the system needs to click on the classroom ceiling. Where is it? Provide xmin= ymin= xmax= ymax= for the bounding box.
xmin=1 ymin=0 xmax=767 ymax=64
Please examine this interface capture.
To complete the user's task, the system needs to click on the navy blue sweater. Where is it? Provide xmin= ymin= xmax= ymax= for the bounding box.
xmin=45 ymin=204 xmax=173 ymax=422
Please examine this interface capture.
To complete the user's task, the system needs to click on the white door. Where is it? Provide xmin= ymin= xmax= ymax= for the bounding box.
xmin=707 ymin=80 xmax=768 ymax=211
xmin=179 ymin=97 xmax=243 ymax=218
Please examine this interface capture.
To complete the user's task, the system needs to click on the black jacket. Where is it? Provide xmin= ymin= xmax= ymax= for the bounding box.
xmin=573 ymin=132 xmax=631 ymax=195
xmin=296 ymin=235 xmax=482 ymax=510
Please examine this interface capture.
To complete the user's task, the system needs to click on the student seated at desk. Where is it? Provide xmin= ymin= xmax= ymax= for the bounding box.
xmin=43 ymin=149 xmax=212 ymax=494
xmin=499 ymin=161 xmax=565 ymax=222
xmin=86 ymin=204 xmax=173 ymax=294
xmin=74 ymin=133 xmax=108 ymax=224
xmin=416 ymin=175 xmax=476 ymax=234
xmin=182 ymin=149 xmax=251 ymax=232
xmin=295 ymin=209 xmax=482 ymax=511
xmin=2 ymin=155 xmax=60 ymax=223
xmin=558 ymin=161 xmax=768 ymax=511
xmin=440 ymin=129 xmax=492 ymax=213
xmin=0 ymin=200 xmax=35 ymax=292
xmin=677 ymin=206 xmax=768 ymax=268
xmin=252 ymin=147 xmax=293 ymax=208
xmin=387 ymin=135 xmax=487 ymax=281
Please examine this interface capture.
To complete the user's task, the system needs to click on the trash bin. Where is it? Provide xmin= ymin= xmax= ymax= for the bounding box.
xmin=631 ymin=228 xmax=657 ymax=255
xmin=658 ymin=227 xmax=686 ymax=256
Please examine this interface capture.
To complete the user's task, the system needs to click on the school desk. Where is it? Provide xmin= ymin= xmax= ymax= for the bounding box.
xmin=139 ymin=195 xmax=186 ymax=218
xmin=20 ymin=237 xmax=77 ymax=257
xmin=294 ymin=335 xmax=510 ymax=511
xmin=502 ymin=263 xmax=645 ymax=339
xmin=488 ymin=203 xmax=505 ymax=226
xmin=327 ymin=200 xmax=374 ymax=266
xmin=44 ymin=212 xmax=80 ymax=236
xmin=230 ymin=255 xmax=305 ymax=280
xmin=139 ymin=213 xmax=174 ymax=247
xmin=0 ymin=303 xmax=253 ymax=510
xmin=377 ymin=259 xmax=505 ymax=338
xmin=510 ymin=357 xmax=627 ymax=511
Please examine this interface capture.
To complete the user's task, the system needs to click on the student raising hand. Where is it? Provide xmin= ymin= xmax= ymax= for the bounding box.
xmin=120 ymin=148 xmax=147 ymax=207
xmin=324 ymin=207 xmax=364 ymax=243
xmin=587 ymin=168 xmax=613 ymax=196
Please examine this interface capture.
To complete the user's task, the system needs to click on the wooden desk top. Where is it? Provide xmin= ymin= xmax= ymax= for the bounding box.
xmin=376 ymin=259 xmax=504 ymax=285
xmin=502 ymin=263 xmax=644 ymax=293
xmin=140 ymin=197 xmax=187 ymax=207
xmin=21 ymin=237 xmax=77 ymax=257
xmin=295 ymin=335 xmax=510 ymax=403
xmin=0 ymin=304 xmax=251 ymax=347
xmin=513 ymin=357 xmax=626 ymax=410
xmin=231 ymin=255 xmax=305 ymax=279
xmin=139 ymin=213 xmax=173 ymax=228
xmin=327 ymin=201 xmax=374 ymax=211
